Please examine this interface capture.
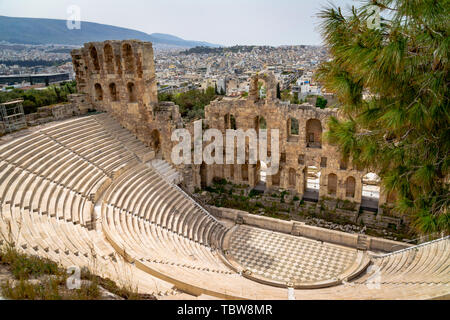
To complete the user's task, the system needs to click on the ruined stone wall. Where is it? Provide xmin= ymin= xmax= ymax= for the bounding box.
xmin=71 ymin=41 xmax=393 ymax=214
xmin=71 ymin=40 xmax=182 ymax=161
xmin=198 ymin=72 xmax=390 ymax=210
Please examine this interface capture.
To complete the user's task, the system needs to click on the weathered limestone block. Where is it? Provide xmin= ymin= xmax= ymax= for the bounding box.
xmin=71 ymin=40 xmax=183 ymax=162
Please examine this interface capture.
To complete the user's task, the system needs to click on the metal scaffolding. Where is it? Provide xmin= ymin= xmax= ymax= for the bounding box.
xmin=0 ymin=100 xmax=27 ymax=133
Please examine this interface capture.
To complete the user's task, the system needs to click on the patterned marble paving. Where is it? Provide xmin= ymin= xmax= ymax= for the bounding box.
xmin=229 ymin=225 xmax=357 ymax=285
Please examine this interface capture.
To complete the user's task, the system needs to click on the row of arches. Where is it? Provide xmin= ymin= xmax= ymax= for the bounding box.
xmin=89 ymin=43 xmax=135 ymax=74
xmin=327 ymin=174 xmax=356 ymax=198
xmin=224 ymin=114 xmax=269 ymax=132
xmin=288 ymin=118 xmax=323 ymax=148
xmin=223 ymin=114 xmax=322 ymax=148
xmin=224 ymin=114 xmax=237 ymax=130
xmin=200 ymin=162 xmax=382 ymax=209
xmin=94 ymin=82 xmax=137 ymax=103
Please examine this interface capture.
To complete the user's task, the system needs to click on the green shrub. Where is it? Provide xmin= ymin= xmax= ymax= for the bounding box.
xmin=0 ymin=247 xmax=61 ymax=280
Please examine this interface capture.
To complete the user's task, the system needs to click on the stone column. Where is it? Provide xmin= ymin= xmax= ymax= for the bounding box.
xmin=337 ymin=176 xmax=345 ymax=200
xmin=266 ymin=173 xmax=273 ymax=190
xmin=236 ymin=164 xmax=242 ymax=183
xmin=378 ymin=186 xmax=388 ymax=216
xmin=319 ymin=172 xmax=328 ymax=199
xmin=248 ymin=164 xmax=257 ymax=188
xmin=280 ymin=167 xmax=288 ymax=189
xmin=355 ymin=178 xmax=363 ymax=204
xmin=296 ymin=169 xmax=305 ymax=195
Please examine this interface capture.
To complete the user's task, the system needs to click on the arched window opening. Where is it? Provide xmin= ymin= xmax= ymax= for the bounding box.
xmin=94 ymin=83 xmax=103 ymax=101
xmin=306 ymin=119 xmax=323 ymax=148
xmin=90 ymin=46 xmax=100 ymax=71
xmin=259 ymin=117 xmax=267 ymax=130
xmin=127 ymin=82 xmax=137 ymax=102
xmin=150 ymin=129 xmax=161 ymax=154
xmin=287 ymin=117 xmax=299 ymax=142
xmin=224 ymin=114 xmax=230 ymax=129
xmin=122 ymin=43 xmax=135 ymax=74
xmin=104 ymin=44 xmax=115 ymax=74
xmin=304 ymin=166 xmax=320 ymax=202
xmin=109 ymin=83 xmax=118 ymax=101
xmin=230 ymin=115 xmax=237 ymax=130
xmin=361 ymin=173 xmax=381 ymax=212
xmin=346 ymin=176 xmax=356 ymax=198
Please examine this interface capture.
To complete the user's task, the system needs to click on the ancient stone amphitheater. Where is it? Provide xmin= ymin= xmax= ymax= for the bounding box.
xmin=0 ymin=40 xmax=448 ymax=300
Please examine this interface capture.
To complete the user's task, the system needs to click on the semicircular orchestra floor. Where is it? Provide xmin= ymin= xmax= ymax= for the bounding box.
xmin=227 ymin=225 xmax=358 ymax=286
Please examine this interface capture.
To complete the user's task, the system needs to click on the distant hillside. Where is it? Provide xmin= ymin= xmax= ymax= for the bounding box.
xmin=0 ymin=15 xmax=220 ymax=48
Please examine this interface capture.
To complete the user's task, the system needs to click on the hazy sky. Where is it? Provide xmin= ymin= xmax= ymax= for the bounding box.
xmin=0 ymin=0 xmax=356 ymax=46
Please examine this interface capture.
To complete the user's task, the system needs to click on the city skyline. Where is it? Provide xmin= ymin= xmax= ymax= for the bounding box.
xmin=0 ymin=0 xmax=355 ymax=46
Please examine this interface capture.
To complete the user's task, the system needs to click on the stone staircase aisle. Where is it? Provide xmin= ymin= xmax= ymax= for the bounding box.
xmin=357 ymin=235 xmax=369 ymax=251
xmin=149 ymin=159 xmax=182 ymax=185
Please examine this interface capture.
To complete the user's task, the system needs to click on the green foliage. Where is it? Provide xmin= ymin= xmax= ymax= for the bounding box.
xmin=80 ymin=269 xmax=142 ymax=300
xmin=281 ymin=89 xmax=292 ymax=102
xmin=290 ymin=118 xmax=299 ymax=135
xmin=291 ymin=92 xmax=300 ymax=104
xmin=213 ymin=178 xmax=228 ymax=185
xmin=276 ymin=83 xmax=281 ymax=99
xmin=316 ymin=0 xmax=449 ymax=234
xmin=0 ymin=246 xmax=147 ymax=300
xmin=249 ymin=189 xmax=262 ymax=198
xmin=158 ymin=87 xmax=217 ymax=121
xmin=316 ymin=96 xmax=328 ymax=109
xmin=0 ymin=246 xmax=61 ymax=280
xmin=0 ymin=81 xmax=77 ymax=114
xmin=1 ymin=279 xmax=62 ymax=300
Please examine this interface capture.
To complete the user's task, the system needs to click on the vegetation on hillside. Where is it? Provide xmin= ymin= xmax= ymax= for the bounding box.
xmin=316 ymin=96 xmax=328 ymax=109
xmin=280 ymin=89 xmax=304 ymax=104
xmin=316 ymin=0 xmax=449 ymax=234
xmin=158 ymin=87 xmax=217 ymax=121
xmin=0 ymin=243 xmax=148 ymax=300
xmin=0 ymin=16 xmax=216 ymax=47
xmin=0 ymin=81 xmax=77 ymax=114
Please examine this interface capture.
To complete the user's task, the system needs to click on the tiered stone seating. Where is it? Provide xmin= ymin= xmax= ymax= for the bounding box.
xmin=356 ymin=237 xmax=450 ymax=285
xmin=93 ymin=113 xmax=155 ymax=163
xmin=101 ymin=164 xmax=229 ymax=274
xmin=0 ymin=114 xmax=177 ymax=296
xmin=0 ymin=114 xmax=448 ymax=300
xmin=100 ymin=161 xmax=449 ymax=299
xmin=40 ymin=117 xmax=137 ymax=177
xmin=150 ymin=159 xmax=182 ymax=184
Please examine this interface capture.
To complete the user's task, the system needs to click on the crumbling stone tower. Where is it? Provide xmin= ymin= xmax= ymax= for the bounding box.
xmin=71 ymin=40 xmax=182 ymax=160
